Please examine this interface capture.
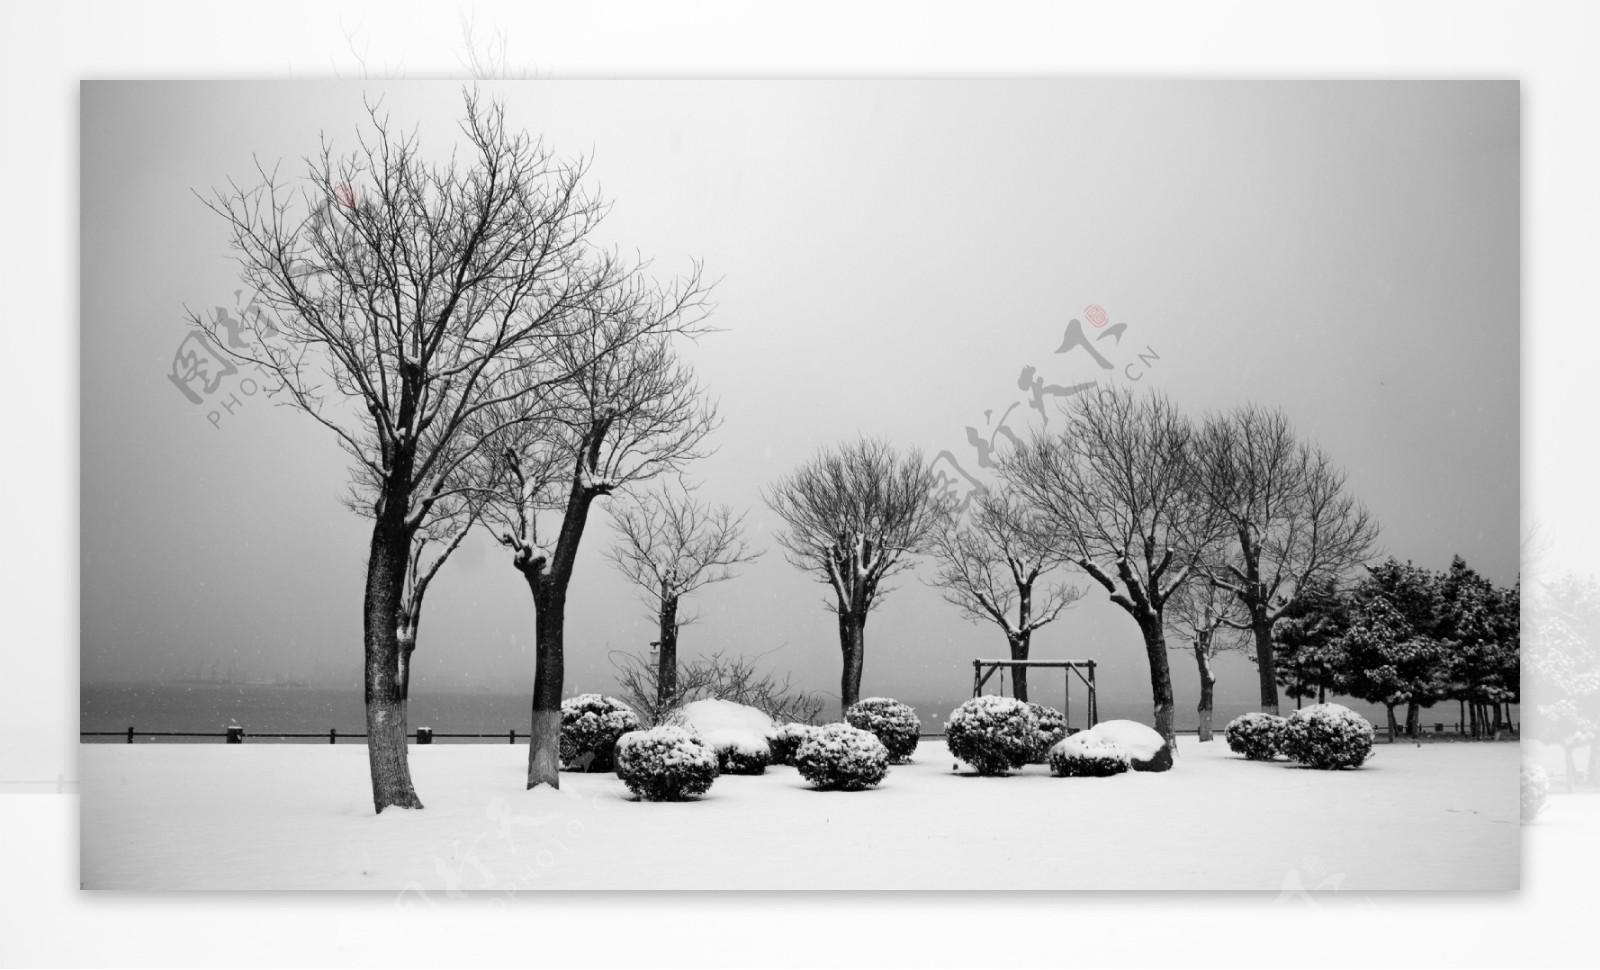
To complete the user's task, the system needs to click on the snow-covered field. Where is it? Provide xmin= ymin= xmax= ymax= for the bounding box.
xmin=80 ymin=738 xmax=1517 ymax=891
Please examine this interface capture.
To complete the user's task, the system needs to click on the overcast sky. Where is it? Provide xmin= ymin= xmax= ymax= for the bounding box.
xmin=81 ymin=80 xmax=1518 ymax=716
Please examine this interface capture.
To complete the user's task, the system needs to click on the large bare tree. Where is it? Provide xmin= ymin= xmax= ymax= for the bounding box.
xmin=1191 ymin=404 xmax=1378 ymax=715
xmin=927 ymin=487 xmax=1083 ymax=703
xmin=606 ymin=483 xmax=761 ymax=704
xmin=1001 ymin=388 xmax=1221 ymax=745
xmin=764 ymin=437 xmax=944 ymax=711
xmin=483 ymin=291 xmax=717 ymax=790
xmin=192 ymin=92 xmax=622 ymax=811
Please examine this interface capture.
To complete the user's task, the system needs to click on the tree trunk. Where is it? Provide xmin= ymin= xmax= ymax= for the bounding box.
xmin=838 ymin=611 xmax=866 ymax=712
xmin=1385 ymin=704 xmax=1398 ymax=743
xmin=1008 ymin=631 xmax=1031 ymax=704
xmin=1405 ymin=701 xmax=1420 ymax=739
xmin=363 ymin=516 xmax=423 ymax=813
xmin=525 ymin=572 xmax=566 ymax=789
xmin=1251 ymin=618 xmax=1280 ymax=716
xmin=518 ymin=476 xmax=607 ymax=789
xmin=1586 ymin=740 xmax=1600 ymax=789
xmin=1137 ymin=613 xmax=1177 ymax=749
xmin=656 ymin=592 xmax=679 ymax=705
xmin=1194 ymin=636 xmax=1216 ymax=742
xmin=1564 ymin=745 xmax=1578 ymax=792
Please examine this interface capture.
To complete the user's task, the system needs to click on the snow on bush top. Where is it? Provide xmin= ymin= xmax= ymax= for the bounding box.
xmin=948 ymin=694 xmax=1032 ymax=726
xmin=668 ymin=698 xmax=778 ymax=737
xmin=1076 ymin=720 xmax=1165 ymax=761
xmin=849 ymin=697 xmax=919 ymax=730
xmin=561 ymin=694 xmax=641 ymax=733
xmin=614 ymin=725 xmax=714 ymax=767
xmin=666 ymin=698 xmax=777 ymax=755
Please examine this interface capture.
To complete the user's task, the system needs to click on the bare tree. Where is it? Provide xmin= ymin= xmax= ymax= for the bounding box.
xmin=927 ymin=486 xmax=1084 ymax=703
xmin=605 ymin=483 xmax=761 ymax=704
xmin=1165 ymin=578 xmax=1248 ymax=741
xmin=1192 ymin=404 xmax=1378 ymax=715
xmin=482 ymin=290 xmax=718 ymax=790
xmin=764 ymin=437 xmax=944 ymax=712
xmin=1001 ymin=388 xmax=1221 ymax=745
xmin=190 ymin=91 xmax=621 ymax=812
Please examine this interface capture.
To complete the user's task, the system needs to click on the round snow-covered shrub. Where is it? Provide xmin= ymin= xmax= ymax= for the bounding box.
xmin=770 ymin=722 xmax=822 ymax=766
xmin=1225 ymin=712 xmax=1288 ymax=762
xmin=1522 ymin=760 xmax=1550 ymax=823
xmin=845 ymin=697 xmax=921 ymax=763
xmin=1027 ymin=703 xmax=1070 ymax=764
xmin=559 ymin=694 xmax=642 ymax=771
xmin=613 ymin=727 xmax=719 ymax=801
xmin=710 ymin=734 xmax=771 ymax=775
xmin=945 ymin=696 xmax=1040 ymax=776
xmin=1048 ymin=734 xmax=1131 ymax=777
xmin=1281 ymin=703 xmax=1374 ymax=770
xmin=794 ymin=724 xmax=890 ymax=791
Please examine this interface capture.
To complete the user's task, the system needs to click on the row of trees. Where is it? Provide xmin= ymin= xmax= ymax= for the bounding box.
xmin=1257 ymin=557 xmax=1520 ymax=740
xmin=762 ymin=391 xmax=1380 ymax=745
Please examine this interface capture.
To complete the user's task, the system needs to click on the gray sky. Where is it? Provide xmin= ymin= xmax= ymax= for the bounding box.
xmin=81 ymin=80 xmax=1518 ymax=715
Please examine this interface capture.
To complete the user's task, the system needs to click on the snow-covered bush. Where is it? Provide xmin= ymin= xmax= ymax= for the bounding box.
xmin=770 ymin=722 xmax=822 ymax=766
xmin=794 ymin=724 xmax=891 ymax=791
xmin=1075 ymin=719 xmax=1173 ymax=772
xmin=1225 ymin=712 xmax=1288 ymax=762
xmin=613 ymin=726 xmax=719 ymax=801
xmin=559 ymin=694 xmax=643 ymax=772
xmin=712 ymin=735 xmax=771 ymax=775
xmin=1522 ymin=760 xmax=1550 ymax=823
xmin=1026 ymin=703 xmax=1069 ymax=764
xmin=1047 ymin=734 xmax=1131 ymax=777
xmin=1281 ymin=703 xmax=1374 ymax=770
xmin=845 ymin=697 xmax=921 ymax=764
xmin=945 ymin=696 xmax=1040 ymax=776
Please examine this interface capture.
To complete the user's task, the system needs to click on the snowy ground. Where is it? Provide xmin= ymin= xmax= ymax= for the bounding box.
xmin=80 ymin=738 xmax=1518 ymax=891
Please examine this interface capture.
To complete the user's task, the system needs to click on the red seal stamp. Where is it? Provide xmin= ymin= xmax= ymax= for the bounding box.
xmin=1085 ymin=304 xmax=1109 ymax=328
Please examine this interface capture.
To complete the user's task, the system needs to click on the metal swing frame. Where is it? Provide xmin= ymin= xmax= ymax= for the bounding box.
xmin=971 ymin=658 xmax=1099 ymax=731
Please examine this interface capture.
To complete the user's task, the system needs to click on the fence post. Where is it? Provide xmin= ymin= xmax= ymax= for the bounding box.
xmin=509 ymin=729 xmax=516 ymax=744
xmin=417 ymin=727 xmax=433 ymax=745
xmin=329 ymin=728 xmax=337 ymax=745
xmin=226 ymin=726 xmax=244 ymax=744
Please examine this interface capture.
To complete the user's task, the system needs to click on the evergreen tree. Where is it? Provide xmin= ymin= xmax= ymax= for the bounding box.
xmin=1333 ymin=559 xmax=1456 ymax=741
xmin=1271 ymin=575 xmax=1350 ymax=706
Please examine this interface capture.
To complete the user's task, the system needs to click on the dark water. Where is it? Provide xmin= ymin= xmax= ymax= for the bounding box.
xmin=82 ymin=681 xmax=1488 ymax=742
